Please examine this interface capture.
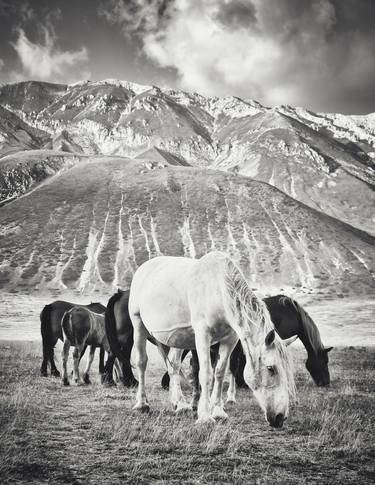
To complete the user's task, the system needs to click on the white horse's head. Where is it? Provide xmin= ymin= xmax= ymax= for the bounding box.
xmin=243 ymin=329 xmax=296 ymax=428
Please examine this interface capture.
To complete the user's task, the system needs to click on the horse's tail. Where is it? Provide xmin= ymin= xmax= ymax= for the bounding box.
xmin=105 ymin=291 xmax=133 ymax=369
xmin=40 ymin=304 xmax=53 ymax=362
xmin=61 ymin=309 xmax=74 ymax=343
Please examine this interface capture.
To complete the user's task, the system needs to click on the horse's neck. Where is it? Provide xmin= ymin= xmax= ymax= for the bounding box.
xmin=297 ymin=313 xmax=322 ymax=357
xmin=298 ymin=327 xmax=315 ymax=356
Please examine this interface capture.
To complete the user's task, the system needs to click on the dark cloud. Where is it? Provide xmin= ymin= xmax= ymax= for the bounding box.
xmin=103 ymin=0 xmax=374 ymax=113
xmin=0 ymin=0 xmax=374 ymax=113
xmin=215 ymin=1 xmax=257 ymax=29
xmin=98 ymin=0 xmax=174 ymax=37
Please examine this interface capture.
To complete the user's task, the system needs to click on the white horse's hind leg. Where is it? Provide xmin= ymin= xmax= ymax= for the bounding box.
xmin=83 ymin=346 xmax=96 ymax=384
xmin=61 ymin=340 xmax=70 ymax=386
xmin=226 ymin=372 xmax=237 ymax=404
xmin=211 ymin=333 xmax=238 ymax=420
xmin=73 ymin=345 xmax=84 ymax=386
xmin=167 ymin=348 xmax=191 ymax=413
xmin=194 ymin=325 xmax=215 ymax=424
xmin=131 ymin=314 xmax=149 ymax=412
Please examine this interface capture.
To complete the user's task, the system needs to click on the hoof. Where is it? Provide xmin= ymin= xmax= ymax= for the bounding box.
xmin=51 ymin=369 xmax=61 ymax=378
xmin=83 ymin=374 xmax=91 ymax=385
xmin=74 ymin=379 xmax=84 ymax=387
xmin=226 ymin=398 xmax=236 ymax=405
xmin=62 ymin=378 xmax=70 ymax=386
xmin=212 ymin=406 xmax=229 ymax=420
xmin=102 ymin=377 xmax=117 ymax=387
xmin=133 ymin=403 xmax=150 ymax=413
xmin=196 ymin=416 xmax=216 ymax=425
xmin=40 ymin=369 xmax=48 ymax=377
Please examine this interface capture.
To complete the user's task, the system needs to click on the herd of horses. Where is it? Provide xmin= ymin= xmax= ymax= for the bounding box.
xmin=40 ymin=251 xmax=332 ymax=428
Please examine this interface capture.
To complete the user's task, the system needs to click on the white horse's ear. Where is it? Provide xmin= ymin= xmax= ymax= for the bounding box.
xmin=265 ymin=329 xmax=275 ymax=347
xmin=283 ymin=335 xmax=298 ymax=347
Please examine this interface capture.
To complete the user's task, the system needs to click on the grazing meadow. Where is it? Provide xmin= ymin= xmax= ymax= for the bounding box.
xmin=1 ymin=340 xmax=374 ymax=484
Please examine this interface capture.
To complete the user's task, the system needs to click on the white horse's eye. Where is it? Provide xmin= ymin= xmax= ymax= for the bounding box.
xmin=267 ymin=366 xmax=276 ymax=375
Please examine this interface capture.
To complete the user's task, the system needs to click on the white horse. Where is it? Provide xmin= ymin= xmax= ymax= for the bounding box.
xmin=128 ymin=251 xmax=297 ymax=426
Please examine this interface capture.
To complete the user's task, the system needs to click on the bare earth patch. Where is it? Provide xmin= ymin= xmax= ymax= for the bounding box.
xmin=0 ymin=342 xmax=374 ymax=484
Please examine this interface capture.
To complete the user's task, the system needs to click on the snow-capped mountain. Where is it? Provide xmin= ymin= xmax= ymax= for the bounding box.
xmin=1 ymin=79 xmax=374 ymax=235
xmin=0 ymin=79 xmax=374 ymax=297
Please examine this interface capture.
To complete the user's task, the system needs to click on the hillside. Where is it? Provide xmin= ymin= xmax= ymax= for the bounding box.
xmin=0 ymin=80 xmax=374 ymax=235
xmin=0 ymin=157 xmax=373 ymax=297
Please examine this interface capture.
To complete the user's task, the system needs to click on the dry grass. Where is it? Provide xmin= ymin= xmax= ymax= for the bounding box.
xmin=0 ymin=342 xmax=374 ymax=484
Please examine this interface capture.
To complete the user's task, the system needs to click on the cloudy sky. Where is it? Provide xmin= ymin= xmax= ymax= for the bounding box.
xmin=0 ymin=0 xmax=374 ymax=114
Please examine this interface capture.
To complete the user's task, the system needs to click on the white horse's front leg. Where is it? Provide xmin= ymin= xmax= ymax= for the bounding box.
xmin=131 ymin=314 xmax=149 ymax=412
xmin=226 ymin=372 xmax=237 ymax=404
xmin=194 ymin=325 xmax=214 ymax=424
xmin=83 ymin=346 xmax=96 ymax=384
xmin=167 ymin=348 xmax=191 ymax=413
xmin=211 ymin=333 xmax=238 ymax=419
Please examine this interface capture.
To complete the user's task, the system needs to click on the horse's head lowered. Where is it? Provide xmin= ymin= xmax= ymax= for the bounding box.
xmin=305 ymin=347 xmax=333 ymax=387
xmin=243 ymin=329 xmax=297 ymax=428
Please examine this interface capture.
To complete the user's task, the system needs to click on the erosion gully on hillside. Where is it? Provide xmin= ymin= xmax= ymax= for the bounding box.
xmin=0 ymin=342 xmax=374 ymax=484
xmin=0 ymin=159 xmax=374 ymax=298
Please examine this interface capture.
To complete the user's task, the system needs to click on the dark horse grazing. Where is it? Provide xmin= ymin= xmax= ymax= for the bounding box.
xmin=230 ymin=295 xmax=333 ymax=388
xmin=40 ymin=300 xmax=106 ymax=377
xmin=161 ymin=295 xmax=333 ymax=390
xmin=61 ymin=306 xmax=111 ymax=386
xmin=103 ymin=290 xmax=138 ymax=387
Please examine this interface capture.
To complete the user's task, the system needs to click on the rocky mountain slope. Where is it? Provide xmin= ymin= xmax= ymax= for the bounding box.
xmin=0 ymin=79 xmax=374 ymax=298
xmin=0 ymin=79 xmax=374 ymax=235
xmin=0 ymin=158 xmax=373 ymax=298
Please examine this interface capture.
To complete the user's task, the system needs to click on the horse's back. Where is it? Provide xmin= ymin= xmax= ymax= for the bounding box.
xmin=129 ymin=252 xmax=232 ymax=345
xmin=129 ymin=256 xmax=196 ymax=313
xmin=63 ymin=306 xmax=91 ymax=346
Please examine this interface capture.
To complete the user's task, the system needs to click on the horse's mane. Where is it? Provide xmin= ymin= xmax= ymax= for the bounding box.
xmin=279 ymin=296 xmax=323 ymax=355
xmin=224 ymin=260 xmax=296 ymax=399
xmin=224 ymin=259 xmax=273 ymax=335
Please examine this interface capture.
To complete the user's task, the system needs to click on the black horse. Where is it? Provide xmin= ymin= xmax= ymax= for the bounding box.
xmin=40 ymin=300 xmax=106 ymax=377
xmin=229 ymin=295 xmax=333 ymax=388
xmin=103 ymin=290 xmax=138 ymax=387
xmin=161 ymin=295 xmax=332 ymax=389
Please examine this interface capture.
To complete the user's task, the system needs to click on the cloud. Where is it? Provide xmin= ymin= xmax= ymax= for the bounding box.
xmin=100 ymin=0 xmax=375 ymax=113
xmin=10 ymin=25 xmax=90 ymax=83
xmin=98 ymin=0 xmax=172 ymax=36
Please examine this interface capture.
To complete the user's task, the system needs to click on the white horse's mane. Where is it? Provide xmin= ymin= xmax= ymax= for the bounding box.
xmin=224 ymin=258 xmax=296 ymax=400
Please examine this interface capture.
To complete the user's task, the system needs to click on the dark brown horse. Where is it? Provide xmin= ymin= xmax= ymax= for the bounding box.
xmin=61 ymin=306 xmax=111 ymax=386
xmin=40 ymin=300 xmax=106 ymax=377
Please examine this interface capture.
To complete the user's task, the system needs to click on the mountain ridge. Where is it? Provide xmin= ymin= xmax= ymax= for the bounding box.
xmin=0 ymin=79 xmax=374 ymax=298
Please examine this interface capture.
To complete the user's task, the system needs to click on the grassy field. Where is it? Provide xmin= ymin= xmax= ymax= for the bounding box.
xmin=0 ymin=341 xmax=374 ymax=485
